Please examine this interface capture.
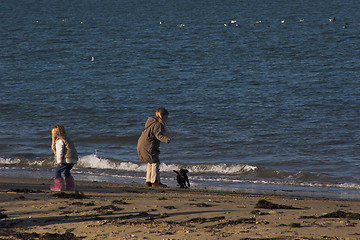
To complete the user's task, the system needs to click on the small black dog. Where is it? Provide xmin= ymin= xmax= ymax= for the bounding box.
xmin=173 ymin=169 xmax=190 ymax=188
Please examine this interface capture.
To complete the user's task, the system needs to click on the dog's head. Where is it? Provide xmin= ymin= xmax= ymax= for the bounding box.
xmin=179 ymin=169 xmax=188 ymax=175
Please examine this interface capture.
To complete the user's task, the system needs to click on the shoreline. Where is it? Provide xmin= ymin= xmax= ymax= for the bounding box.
xmin=1 ymin=166 xmax=360 ymax=201
xmin=0 ymin=176 xmax=359 ymax=239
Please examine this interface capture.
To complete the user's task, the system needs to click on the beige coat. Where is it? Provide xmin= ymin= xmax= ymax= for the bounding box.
xmin=137 ymin=117 xmax=170 ymax=163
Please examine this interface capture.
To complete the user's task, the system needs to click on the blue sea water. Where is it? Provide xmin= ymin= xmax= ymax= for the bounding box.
xmin=1 ymin=0 xmax=359 ymax=199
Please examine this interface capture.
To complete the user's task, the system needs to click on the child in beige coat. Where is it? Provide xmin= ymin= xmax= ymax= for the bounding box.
xmin=137 ymin=108 xmax=171 ymax=188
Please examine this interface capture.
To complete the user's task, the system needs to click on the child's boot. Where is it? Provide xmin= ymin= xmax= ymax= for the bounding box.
xmin=50 ymin=177 xmax=64 ymax=191
xmin=65 ymin=176 xmax=75 ymax=191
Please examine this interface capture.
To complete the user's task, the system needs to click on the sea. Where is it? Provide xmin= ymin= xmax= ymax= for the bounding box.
xmin=1 ymin=0 xmax=359 ymax=200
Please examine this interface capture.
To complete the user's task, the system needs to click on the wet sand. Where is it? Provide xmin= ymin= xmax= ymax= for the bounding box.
xmin=0 ymin=177 xmax=359 ymax=239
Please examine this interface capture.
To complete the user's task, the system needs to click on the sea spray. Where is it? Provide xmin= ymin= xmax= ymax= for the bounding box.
xmin=0 ymin=157 xmax=20 ymax=165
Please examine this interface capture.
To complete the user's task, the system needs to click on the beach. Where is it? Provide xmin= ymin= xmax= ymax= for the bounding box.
xmin=0 ymin=177 xmax=359 ymax=240
xmin=2 ymin=0 xmax=360 ymax=212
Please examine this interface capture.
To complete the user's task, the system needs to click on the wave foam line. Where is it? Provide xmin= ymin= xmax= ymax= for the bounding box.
xmin=188 ymin=176 xmax=360 ymax=190
xmin=0 ymin=157 xmax=50 ymax=167
xmin=0 ymin=157 xmax=19 ymax=165
xmin=77 ymin=154 xmax=257 ymax=174
xmin=2 ymin=155 xmax=257 ymax=174
xmin=78 ymin=154 xmax=146 ymax=171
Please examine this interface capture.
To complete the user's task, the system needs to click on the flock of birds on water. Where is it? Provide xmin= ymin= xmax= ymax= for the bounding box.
xmin=168 ymin=17 xmax=349 ymax=29
xmin=35 ymin=16 xmax=352 ymax=63
xmin=40 ymin=16 xmax=351 ymax=29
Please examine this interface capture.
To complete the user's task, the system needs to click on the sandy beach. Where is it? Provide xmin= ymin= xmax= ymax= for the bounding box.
xmin=0 ymin=177 xmax=359 ymax=240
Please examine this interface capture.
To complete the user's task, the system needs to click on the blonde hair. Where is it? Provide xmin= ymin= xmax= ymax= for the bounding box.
xmin=51 ymin=125 xmax=66 ymax=153
xmin=155 ymin=107 xmax=169 ymax=124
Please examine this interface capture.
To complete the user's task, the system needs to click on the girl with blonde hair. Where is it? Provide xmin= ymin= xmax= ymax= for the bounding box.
xmin=50 ymin=125 xmax=78 ymax=191
xmin=137 ymin=107 xmax=171 ymax=188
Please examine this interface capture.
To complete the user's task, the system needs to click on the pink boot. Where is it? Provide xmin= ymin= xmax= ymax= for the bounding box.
xmin=65 ymin=176 xmax=75 ymax=191
xmin=50 ymin=178 xmax=64 ymax=191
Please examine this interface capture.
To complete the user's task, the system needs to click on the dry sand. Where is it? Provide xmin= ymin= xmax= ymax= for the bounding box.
xmin=0 ymin=176 xmax=359 ymax=240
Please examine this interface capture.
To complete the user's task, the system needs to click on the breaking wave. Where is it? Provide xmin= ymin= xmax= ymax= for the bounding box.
xmin=76 ymin=154 xmax=257 ymax=174
xmin=1 ymin=155 xmax=359 ymax=192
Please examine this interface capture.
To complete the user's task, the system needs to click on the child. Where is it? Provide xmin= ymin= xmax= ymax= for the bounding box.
xmin=137 ymin=108 xmax=171 ymax=188
xmin=50 ymin=125 xmax=78 ymax=191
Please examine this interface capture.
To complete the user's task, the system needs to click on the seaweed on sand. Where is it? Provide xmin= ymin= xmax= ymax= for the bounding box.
xmin=0 ymin=229 xmax=80 ymax=240
xmin=300 ymin=210 xmax=360 ymax=220
xmin=319 ymin=210 xmax=360 ymax=220
xmin=164 ymin=206 xmax=176 ymax=209
xmin=112 ymin=212 xmax=169 ymax=224
xmin=0 ymin=212 xmax=8 ymax=219
xmin=9 ymin=188 xmax=45 ymax=193
xmin=255 ymin=199 xmax=300 ymax=209
xmin=190 ymin=202 xmax=212 ymax=207
xmin=71 ymin=201 xmax=95 ymax=206
xmin=92 ymin=205 xmax=124 ymax=215
xmin=206 ymin=217 xmax=256 ymax=229
xmin=186 ymin=216 xmax=225 ymax=223
xmin=93 ymin=205 xmax=123 ymax=211
xmin=53 ymin=191 xmax=87 ymax=199
xmin=112 ymin=199 xmax=129 ymax=205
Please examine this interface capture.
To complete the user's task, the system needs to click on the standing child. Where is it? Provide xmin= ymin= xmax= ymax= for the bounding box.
xmin=137 ymin=107 xmax=171 ymax=188
xmin=50 ymin=125 xmax=78 ymax=191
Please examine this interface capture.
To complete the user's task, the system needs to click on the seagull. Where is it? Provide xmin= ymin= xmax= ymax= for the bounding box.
xmin=329 ymin=17 xmax=336 ymax=22
xmin=224 ymin=20 xmax=238 ymax=26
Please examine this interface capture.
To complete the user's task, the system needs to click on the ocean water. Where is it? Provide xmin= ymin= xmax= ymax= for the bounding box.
xmin=1 ymin=0 xmax=359 ymax=199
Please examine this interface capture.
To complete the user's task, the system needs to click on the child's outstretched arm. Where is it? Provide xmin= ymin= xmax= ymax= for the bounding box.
xmin=154 ymin=124 xmax=171 ymax=144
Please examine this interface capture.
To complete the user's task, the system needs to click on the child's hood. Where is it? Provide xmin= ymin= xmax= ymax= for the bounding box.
xmin=145 ymin=117 xmax=158 ymax=128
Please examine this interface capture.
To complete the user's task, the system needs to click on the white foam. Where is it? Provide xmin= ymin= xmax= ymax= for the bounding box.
xmin=28 ymin=160 xmax=47 ymax=166
xmin=338 ymin=183 xmax=360 ymax=189
xmin=78 ymin=154 xmax=117 ymax=169
xmin=159 ymin=162 xmax=257 ymax=174
xmin=77 ymin=155 xmax=257 ymax=175
xmin=186 ymin=163 xmax=257 ymax=174
xmin=78 ymin=154 xmax=146 ymax=172
xmin=0 ymin=157 xmax=20 ymax=165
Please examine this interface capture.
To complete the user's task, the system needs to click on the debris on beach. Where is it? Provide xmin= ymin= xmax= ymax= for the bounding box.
xmin=300 ymin=210 xmax=360 ymax=220
xmin=251 ymin=210 xmax=269 ymax=215
xmin=206 ymin=217 xmax=257 ymax=229
xmin=186 ymin=216 xmax=225 ymax=223
xmin=0 ymin=211 xmax=8 ymax=219
xmin=8 ymin=188 xmax=45 ymax=193
xmin=53 ymin=191 xmax=87 ymax=199
xmin=0 ymin=229 xmax=80 ymax=240
xmin=190 ymin=202 xmax=213 ymax=207
xmin=93 ymin=205 xmax=123 ymax=211
xmin=112 ymin=199 xmax=129 ymax=205
xmin=255 ymin=199 xmax=301 ymax=209
xmin=319 ymin=210 xmax=360 ymax=220
xmin=71 ymin=201 xmax=95 ymax=206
